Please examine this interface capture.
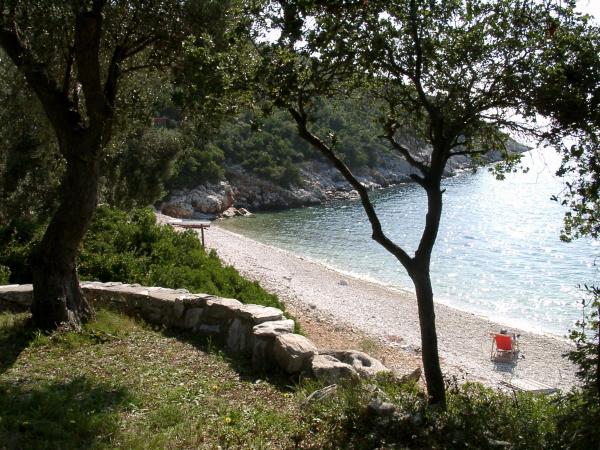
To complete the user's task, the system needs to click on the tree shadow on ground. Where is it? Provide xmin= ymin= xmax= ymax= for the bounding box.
xmin=0 ymin=309 xmax=36 ymax=375
xmin=163 ymin=327 xmax=296 ymax=393
xmin=0 ymin=376 xmax=132 ymax=450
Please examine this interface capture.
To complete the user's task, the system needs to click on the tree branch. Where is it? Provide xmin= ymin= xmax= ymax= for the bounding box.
xmin=289 ymin=99 xmax=414 ymax=269
xmin=448 ymin=148 xmax=488 ymax=158
xmin=74 ymin=8 xmax=104 ymax=129
xmin=62 ymin=44 xmax=75 ymax=97
xmin=121 ymin=62 xmax=167 ymax=74
xmin=384 ymin=120 xmax=428 ymax=174
xmin=407 ymin=0 xmax=438 ymax=122
xmin=0 ymin=26 xmax=74 ymax=144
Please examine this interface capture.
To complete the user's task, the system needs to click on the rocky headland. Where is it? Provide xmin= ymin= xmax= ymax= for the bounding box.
xmin=159 ymin=140 xmax=530 ymax=219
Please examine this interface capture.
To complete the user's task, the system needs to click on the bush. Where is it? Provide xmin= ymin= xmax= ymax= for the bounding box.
xmin=551 ymin=286 xmax=600 ymax=449
xmin=78 ymin=206 xmax=285 ymax=311
xmin=169 ymin=143 xmax=225 ymax=189
xmin=297 ymin=376 xmax=561 ymax=449
xmin=0 ymin=218 xmax=44 ymax=284
xmin=0 ymin=265 xmax=10 ymax=284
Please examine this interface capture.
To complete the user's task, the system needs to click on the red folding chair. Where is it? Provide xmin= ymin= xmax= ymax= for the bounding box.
xmin=491 ymin=332 xmax=519 ymax=360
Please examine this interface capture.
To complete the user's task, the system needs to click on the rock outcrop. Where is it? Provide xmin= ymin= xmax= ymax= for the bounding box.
xmin=159 ymin=139 xmax=530 ymax=217
xmin=160 ymin=181 xmax=238 ymax=219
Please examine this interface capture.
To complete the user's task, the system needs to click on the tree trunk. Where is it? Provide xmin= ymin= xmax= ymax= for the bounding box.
xmin=410 ymin=179 xmax=446 ymax=406
xmin=31 ymin=144 xmax=99 ymax=330
xmin=411 ymin=269 xmax=446 ymax=407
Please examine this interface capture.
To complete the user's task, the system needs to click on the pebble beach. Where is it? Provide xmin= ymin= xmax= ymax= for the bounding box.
xmin=204 ymin=224 xmax=577 ymax=391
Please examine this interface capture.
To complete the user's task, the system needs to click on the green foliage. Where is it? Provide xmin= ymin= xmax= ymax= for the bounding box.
xmin=0 ymin=218 xmax=45 ymax=284
xmin=0 ymin=307 xmax=598 ymax=449
xmin=0 ymin=205 xmax=286 ymax=310
xmin=443 ymin=382 xmax=558 ymax=450
xmin=0 ymin=265 xmax=9 ymax=285
xmin=102 ymin=127 xmax=187 ymax=209
xmin=533 ymin=13 xmax=600 ymax=450
xmin=0 ymin=52 xmax=63 ymax=224
xmin=0 ymin=309 xmax=306 ymax=449
xmin=168 ymin=142 xmax=225 ymax=189
xmin=78 ymin=206 xmax=285 ymax=310
xmin=552 ymin=287 xmax=600 ymax=450
xmin=555 ymin=132 xmax=600 ymax=242
xmin=294 ymin=375 xmax=564 ymax=449
xmin=202 ymin=97 xmax=388 ymax=187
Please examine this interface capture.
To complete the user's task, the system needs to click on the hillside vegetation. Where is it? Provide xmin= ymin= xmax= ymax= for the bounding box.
xmin=0 ymin=206 xmax=285 ymax=314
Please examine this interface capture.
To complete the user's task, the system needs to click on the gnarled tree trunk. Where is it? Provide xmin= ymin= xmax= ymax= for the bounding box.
xmin=31 ymin=141 xmax=99 ymax=329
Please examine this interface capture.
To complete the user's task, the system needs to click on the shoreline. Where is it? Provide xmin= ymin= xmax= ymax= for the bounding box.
xmin=221 ymin=230 xmax=571 ymax=340
xmin=201 ymin=223 xmax=577 ymax=390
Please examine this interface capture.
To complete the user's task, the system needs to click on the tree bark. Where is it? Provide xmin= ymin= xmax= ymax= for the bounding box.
xmin=30 ymin=141 xmax=99 ymax=330
xmin=411 ymin=269 xmax=446 ymax=407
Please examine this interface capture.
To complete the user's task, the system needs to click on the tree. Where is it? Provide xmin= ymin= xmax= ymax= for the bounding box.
xmin=258 ymin=0 xmax=585 ymax=406
xmin=533 ymin=15 xmax=600 ymax=448
xmin=0 ymin=1 xmax=243 ymax=329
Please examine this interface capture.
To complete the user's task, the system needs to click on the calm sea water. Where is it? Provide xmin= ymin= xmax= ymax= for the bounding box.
xmin=220 ymin=149 xmax=599 ymax=336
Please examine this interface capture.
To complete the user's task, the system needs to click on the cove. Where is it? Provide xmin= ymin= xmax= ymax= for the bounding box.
xmin=219 ymin=149 xmax=598 ymax=336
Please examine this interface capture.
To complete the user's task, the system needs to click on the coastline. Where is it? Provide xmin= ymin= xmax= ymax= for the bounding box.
xmin=201 ymin=223 xmax=577 ymax=391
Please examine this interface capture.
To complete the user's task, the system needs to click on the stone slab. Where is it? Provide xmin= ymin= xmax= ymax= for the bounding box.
xmin=237 ymin=304 xmax=284 ymax=324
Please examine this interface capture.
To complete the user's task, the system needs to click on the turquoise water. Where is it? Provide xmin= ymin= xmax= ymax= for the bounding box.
xmin=220 ymin=149 xmax=599 ymax=336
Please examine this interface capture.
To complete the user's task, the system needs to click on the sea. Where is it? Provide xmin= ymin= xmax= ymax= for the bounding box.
xmin=219 ymin=148 xmax=599 ymax=336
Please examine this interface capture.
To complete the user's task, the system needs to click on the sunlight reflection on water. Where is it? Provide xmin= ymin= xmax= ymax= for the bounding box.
xmin=220 ymin=149 xmax=599 ymax=336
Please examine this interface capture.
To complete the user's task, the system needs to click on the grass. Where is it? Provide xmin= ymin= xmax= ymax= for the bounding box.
xmin=0 ymin=308 xmax=582 ymax=450
xmin=0 ymin=309 xmax=307 ymax=449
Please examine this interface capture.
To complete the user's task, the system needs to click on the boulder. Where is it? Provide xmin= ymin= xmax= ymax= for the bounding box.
xmin=0 ymin=284 xmax=32 ymax=308
xmin=184 ymin=307 xmax=204 ymax=329
xmin=274 ymin=334 xmax=318 ymax=374
xmin=397 ymin=367 xmax=422 ymax=384
xmin=160 ymin=201 xmax=194 ymax=219
xmin=227 ymin=318 xmax=252 ymax=353
xmin=161 ymin=182 xmax=234 ymax=217
xmin=220 ymin=207 xmax=238 ymax=218
xmin=253 ymin=319 xmax=295 ymax=337
xmin=322 ymin=350 xmax=390 ymax=378
xmin=251 ymin=336 xmax=273 ymax=370
xmin=250 ymin=319 xmax=295 ymax=370
xmin=311 ymin=354 xmax=358 ymax=383
xmin=367 ymin=398 xmax=396 ymax=417
xmin=197 ymin=323 xmax=222 ymax=335
xmin=196 ymin=193 xmax=225 ymax=214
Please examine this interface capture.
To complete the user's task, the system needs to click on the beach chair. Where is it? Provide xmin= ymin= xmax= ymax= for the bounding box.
xmin=491 ymin=330 xmax=520 ymax=360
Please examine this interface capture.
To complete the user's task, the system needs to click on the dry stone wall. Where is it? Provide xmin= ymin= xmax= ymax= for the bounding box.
xmin=0 ymin=282 xmax=390 ymax=382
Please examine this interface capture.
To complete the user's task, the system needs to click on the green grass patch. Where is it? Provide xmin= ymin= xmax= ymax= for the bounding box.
xmin=0 ymin=309 xmax=595 ymax=449
xmin=0 ymin=309 xmax=308 ymax=449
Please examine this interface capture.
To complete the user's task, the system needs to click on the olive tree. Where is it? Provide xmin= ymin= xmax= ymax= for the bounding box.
xmin=0 ymin=0 xmax=244 ymax=329
xmin=258 ymin=0 xmax=585 ymax=406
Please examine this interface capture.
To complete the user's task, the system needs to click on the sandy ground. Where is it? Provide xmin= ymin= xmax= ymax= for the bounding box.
xmin=162 ymin=213 xmax=577 ymax=391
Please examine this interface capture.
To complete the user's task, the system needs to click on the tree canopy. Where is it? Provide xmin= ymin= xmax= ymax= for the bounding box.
xmin=0 ymin=0 xmax=250 ymax=328
xmin=254 ymin=0 xmax=594 ymax=406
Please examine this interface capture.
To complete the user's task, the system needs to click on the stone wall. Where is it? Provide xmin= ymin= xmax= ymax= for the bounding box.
xmin=0 ymin=282 xmax=389 ymax=383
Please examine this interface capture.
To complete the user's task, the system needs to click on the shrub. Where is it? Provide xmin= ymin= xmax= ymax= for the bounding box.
xmin=0 ymin=265 xmax=10 ymax=284
xmin=0 ymin=218 xmax=44 ymax=284
xmin=78 ymin=206 xmax=285 ymax=311
xmin=551 ymin=286 xmax=600 ymax=449
xmin=297 ymin=376 xmax=562 ymax=450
